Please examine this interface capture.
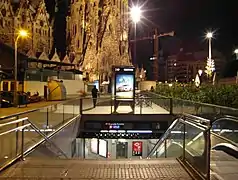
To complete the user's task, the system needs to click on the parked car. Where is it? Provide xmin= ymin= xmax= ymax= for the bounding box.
xmin=117 ymin=84 xmax=132 ymax=92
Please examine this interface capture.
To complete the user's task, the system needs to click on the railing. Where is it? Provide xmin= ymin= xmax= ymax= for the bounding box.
xmin=211 ymin=116 xmax=238 ymax=143
xmin=79 ymin=96 xmax=172 ymax=114
xmin=144 ymin=91 xmax=238 ymax=118
xmin=0 ymin=97 xmax=81 ymax=172
xmin=148 ymin=114 xmax=211 ymax=180
xmin=0 ymin=115 xmax=83 ymax=172
xmin=0 ymin=97 xmax=81 ymax=128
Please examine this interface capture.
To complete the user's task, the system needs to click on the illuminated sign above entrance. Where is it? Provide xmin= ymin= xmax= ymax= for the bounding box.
xmin=114 ymin=67 xmax=135 ymax=73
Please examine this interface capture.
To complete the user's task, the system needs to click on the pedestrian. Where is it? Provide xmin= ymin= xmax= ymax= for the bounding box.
xmin=91 ymin=85 xmax=98 ymax=108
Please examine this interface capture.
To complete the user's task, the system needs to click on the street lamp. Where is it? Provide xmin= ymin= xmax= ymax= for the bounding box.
xmin=234 ymin=49 xmax=238 ymax=60
xmin=14 ymin=29 xmax=28 ymax=106
xmin=206 ymin=32 xmax=213 ymax=61
xmin=198 ymin=69 xmax=203 ymax=76
xmin=205 ymin=31 xmax=215 ymax=78
xmin=130 ymin=6 xmax=141 ymax=65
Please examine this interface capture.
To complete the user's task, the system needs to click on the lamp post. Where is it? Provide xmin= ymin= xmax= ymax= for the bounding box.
xmin=14 ymin=29 xmax=28 ymax=106
xmin=205 ymin=32 xmax=215 ymax=80
xmin=234 ymin=49 xmax=238 ymax=83
xmin=130 ymin=6 xmax=141 ymax=66
xmin=206 ymin=32 xmax=213 ymax=61
xmin=234 ymin=49 xmax=238 ymax=60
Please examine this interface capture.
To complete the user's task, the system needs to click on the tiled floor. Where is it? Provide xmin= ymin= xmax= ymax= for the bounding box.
xmin=1 ymin=158 xmax=193 ymax=180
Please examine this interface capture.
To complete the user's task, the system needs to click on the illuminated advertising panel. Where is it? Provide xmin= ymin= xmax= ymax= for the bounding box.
xmin=115 ymin=74 xmax=134 ymax=99
xmin=99 ymin=139 xmax=108 ymax=157
xmin=132 ymin=141 xmax=143 ymax=156
xmin=90 ymin=138 xmax=98 ymax=154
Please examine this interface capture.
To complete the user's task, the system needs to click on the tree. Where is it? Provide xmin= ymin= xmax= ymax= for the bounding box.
xmin=205 ymin=57 xmax=215 ymax=78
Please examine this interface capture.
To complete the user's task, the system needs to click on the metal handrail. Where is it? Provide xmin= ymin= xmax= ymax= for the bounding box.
xmin=0 ymin=113 xmax=80 ymax=172
xmin=0 ymin=117 xmax=28 ymax=127
xmin=0 ymin=96 xmax=81 ymax=120
xmin=0 ymin=124 xmax=30 ymax=136
xmin=212 ymin=116 xmax=238 ymax=124
xmin=27 ymin=119 xmax=68 ymax=159
xmin=211 ymin=131 xmax=238 ymax=148
xmin=147 ymin=119 xmax=179 ymax=157
xmin=182 ymin=113 xmax=211 ymax=125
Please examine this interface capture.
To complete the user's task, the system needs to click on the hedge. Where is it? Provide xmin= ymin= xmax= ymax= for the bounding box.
xmin=155 ymin=84 xmax=238 ymax=108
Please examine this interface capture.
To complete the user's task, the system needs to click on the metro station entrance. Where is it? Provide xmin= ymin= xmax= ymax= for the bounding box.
xmin=77 ymin=114 xmax=173 ymax=159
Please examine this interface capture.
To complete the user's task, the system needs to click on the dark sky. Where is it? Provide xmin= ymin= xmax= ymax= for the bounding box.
xmin=51 ymin=0 xmax=238 ymax=61
xmin=135 ymin=0 xmax=238 ymax=56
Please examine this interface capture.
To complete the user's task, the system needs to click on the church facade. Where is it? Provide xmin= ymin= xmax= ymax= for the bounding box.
xmin=0 ymin=0 xmax=53 ymax=55
xmin=66 ymin=0 xmax=131 ymax=82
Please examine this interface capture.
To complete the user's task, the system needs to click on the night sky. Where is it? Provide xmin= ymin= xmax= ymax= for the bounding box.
xmin=50 ymin=0 xmax=238 ymax=63
xmin=135 ymin=0 xmax=238 ymax=57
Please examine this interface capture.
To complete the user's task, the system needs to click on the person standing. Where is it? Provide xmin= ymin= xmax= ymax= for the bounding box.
xmin=91 ymin=85 xmax=98 ymax=108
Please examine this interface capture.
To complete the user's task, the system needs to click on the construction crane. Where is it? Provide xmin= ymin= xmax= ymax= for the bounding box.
xmin=130 ymin=30 xmax=175 ymax=81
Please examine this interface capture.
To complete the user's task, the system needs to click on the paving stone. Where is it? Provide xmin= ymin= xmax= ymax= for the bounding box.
xmin=0 ymin=158 xmax=192 ymax=180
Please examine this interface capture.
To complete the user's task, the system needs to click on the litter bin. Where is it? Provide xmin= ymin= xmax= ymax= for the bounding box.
xmin=18 ymin=94 xmax=28 ymax=107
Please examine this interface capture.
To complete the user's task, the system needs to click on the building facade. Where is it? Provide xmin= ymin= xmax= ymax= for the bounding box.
xmin=0 ymin=0 xmax=53 ymax=55
xmin=66 ymin=0 xmax=131 ymax=82
xmin=166 ymin=49 xmax=226 ymax=82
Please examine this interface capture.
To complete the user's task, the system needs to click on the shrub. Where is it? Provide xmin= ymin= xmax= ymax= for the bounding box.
xmin=155 ymin=83 xmax=238 ymax=108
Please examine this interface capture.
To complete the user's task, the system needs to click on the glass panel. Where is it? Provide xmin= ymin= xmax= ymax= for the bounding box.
xmin=141 ymin=98 xmax=171 ymax=114
xmin=184 ymin=123 xmax=208 ymax=177
xmin=148 ymin=117 xmax=210 ymax=179
xmin=0 ymin=130 xmax=17 ymax=167
xmin=82 ymin=97 xmax=113 ymax=114
xmin=212 ymin=118 xmax=238 ymax=143
xmin=149 ymin=120 xmax=184 ymax=158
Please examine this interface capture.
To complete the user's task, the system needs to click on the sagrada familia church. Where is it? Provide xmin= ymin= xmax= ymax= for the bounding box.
xmin=0 ymin=0 xmax=142 ymax=83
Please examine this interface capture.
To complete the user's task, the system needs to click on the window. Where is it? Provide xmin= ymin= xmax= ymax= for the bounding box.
xmin=40 ymin=20 xmax=44 ymax=27
xmin=1 ymin=9 xmax=6 ymax=17
xmin=0 ymin=19 xmax=3 ymax=27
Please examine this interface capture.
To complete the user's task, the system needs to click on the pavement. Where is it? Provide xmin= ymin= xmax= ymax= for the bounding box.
xmin=1 ymin=158 xmax=193 ymax=180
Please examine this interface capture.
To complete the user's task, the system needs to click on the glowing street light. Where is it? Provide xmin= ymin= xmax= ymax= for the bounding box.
xmin=14 ymin=29 xmax=29 ymax=106
xmin=206 ymin=32 xmax=213 ymax=39
xmin=198 ymin=69 xmax=203 ymax=76
xmin=234 ymin=49 xmax=238 ymax=60
xmin=130 ymin=6 xmax=142 ymax=65
xmin=130 ymin=6 xmax=141 ymax=23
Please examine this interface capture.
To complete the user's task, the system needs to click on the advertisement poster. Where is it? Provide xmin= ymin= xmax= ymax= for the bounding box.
xmin=115 ymin=74 xmax=134 ymax=99
xmin=132 ymin=141 xmax=143 ymax=156
xmin=99 ymin=139 xmax=108 ymax=157
xmin=90 ymin=138 xmax=98 ymax=154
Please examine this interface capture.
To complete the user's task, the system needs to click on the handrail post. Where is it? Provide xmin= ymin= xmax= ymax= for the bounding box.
xmin=16 ymin=119 xmax=19 ymax=155
xmin=46 ymin=108 xmax=49 ymax=128
xmin=140 ymin=98 xmax=142 ymax=114
xmin=110 ymin=97 xmax=113 ymax=114
xmin=73 ymin=103 xmax=75 ymax=117
xmin=170 ymin=98 xmax=173 ymax=114
xmin=183 ymin=123 xmax=186 ymax=160
xmin=164 ymin=139 xmax=167 ymax=158
xmin=63 ymin=104 xmax=65 ymax=122
xmin=206 ymin=126 xmax=211 ymax=180
xmin=21 ymin=121 xmax=25 ymax=160
xmin=80 ymin=98 xmax=83 ymax=115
